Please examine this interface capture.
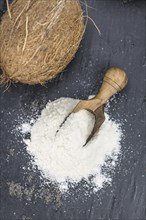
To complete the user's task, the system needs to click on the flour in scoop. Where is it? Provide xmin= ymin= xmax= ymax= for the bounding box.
xmin=20 ymin=97 xmax=122 ymax=191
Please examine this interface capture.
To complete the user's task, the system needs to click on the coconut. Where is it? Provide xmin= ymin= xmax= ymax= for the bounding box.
xmin=0 ymin=0 xmax=84 ymax=85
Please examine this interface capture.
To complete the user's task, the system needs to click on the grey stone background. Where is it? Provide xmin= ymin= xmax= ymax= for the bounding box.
xmin=0 ymin=0 xmax=145 ymax=220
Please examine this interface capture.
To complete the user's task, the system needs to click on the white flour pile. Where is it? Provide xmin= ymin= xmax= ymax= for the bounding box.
xmin=19 ymin=97 xmax=122 ymax=191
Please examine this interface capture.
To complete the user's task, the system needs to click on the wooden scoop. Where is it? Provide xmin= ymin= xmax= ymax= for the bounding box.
xmin=58 ymin=67 xmax=128 ymax=145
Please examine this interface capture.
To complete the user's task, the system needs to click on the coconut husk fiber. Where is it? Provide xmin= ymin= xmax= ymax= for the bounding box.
xmin=0 ymin=0 xmax=84 ymax=85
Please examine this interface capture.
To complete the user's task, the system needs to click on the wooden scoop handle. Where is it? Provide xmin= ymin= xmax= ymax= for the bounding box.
xmin=73 ymin=67 xmax=128 ymax=113
xmin=94 ymin=67 xmax=128 ymax=104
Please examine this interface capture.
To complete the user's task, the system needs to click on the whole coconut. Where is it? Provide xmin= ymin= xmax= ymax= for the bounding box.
xmin=0 ymin=0 xmax=84 ymax=84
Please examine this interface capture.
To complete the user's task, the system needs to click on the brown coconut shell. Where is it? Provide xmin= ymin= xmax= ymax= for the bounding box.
xmin=0 ymin=0 xmax=84 ymax=85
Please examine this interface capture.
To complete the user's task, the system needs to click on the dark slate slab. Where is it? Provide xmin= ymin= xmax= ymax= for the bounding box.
xmin=0 ymin=0 xmax=145 ymax=220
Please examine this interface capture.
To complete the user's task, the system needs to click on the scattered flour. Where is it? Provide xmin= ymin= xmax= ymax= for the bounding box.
xmin=21 ymin=123 xmax=31 ymax=134
xmin=19 ymin=97 xmax=122 ymax=191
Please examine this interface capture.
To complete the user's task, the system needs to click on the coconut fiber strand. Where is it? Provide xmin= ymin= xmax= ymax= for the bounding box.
xmin=0 ymin=0 xmax=84 ymax=84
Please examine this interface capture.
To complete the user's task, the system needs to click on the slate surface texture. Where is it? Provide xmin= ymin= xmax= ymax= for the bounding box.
xmin=0 ymin=0 xmax=145 ymax=220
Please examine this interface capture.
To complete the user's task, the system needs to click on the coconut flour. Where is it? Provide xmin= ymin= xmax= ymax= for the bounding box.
xmin=19 ymin=97 xmax=122 ymax=191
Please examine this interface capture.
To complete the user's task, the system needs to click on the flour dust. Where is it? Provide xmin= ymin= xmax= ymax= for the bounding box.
xmin=16 ymin=97 xmax=123 ymax=192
